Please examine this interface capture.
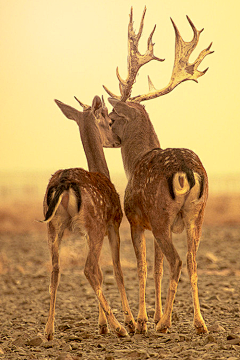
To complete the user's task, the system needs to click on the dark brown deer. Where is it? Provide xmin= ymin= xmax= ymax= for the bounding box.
xmin=102 ymin=7 xmax=213 ymax=334
xmin=40 ymin=96 xmax=135 ymax=340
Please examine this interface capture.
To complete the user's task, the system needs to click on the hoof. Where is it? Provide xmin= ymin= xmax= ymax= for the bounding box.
xmin=45 ymin=323 xmax=54 ymax=341
xmin=156 ymin=326 xmax=168 ymax=333
xmin=135 ymin=318 xmax=147 ymax=334
xmin=116 ymin=326 xmax=128 ymax=337
xmin=125 ymin=320 xmax=136 ymax=334
xmin=45 ymin=332 xmax=53 ymax=341
xmin=156 ymin=320 xmax=169 ymax=333
xmin=99 ymin=324 xmax=109 ymax=335
xmin=155 ymin=314 xmax=171 ymax=333
xmin=196 ymin=324 xmax=208 ymax=334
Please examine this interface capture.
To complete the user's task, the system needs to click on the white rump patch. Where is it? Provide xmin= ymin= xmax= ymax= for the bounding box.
xmin=173 ymin=171 xmax=202 ymax=199
xmin=172 ymin=172 xmax=190 ymax=196
xmin=188 ymin=172 xmax=202 ymax=200
xmin=67 ymin=188 xmax=79 ymax=217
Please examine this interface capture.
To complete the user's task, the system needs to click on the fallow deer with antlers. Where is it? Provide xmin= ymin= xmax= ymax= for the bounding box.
xmin=40 ymin=96 xmax=135 ymax=340
xmin=102 ymin=7 xmax=213 ymax=334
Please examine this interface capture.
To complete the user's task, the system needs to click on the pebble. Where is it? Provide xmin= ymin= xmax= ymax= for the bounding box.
xmin=205 ymin=252 xmax=218 ymax=263
xmin=208 ymin=294 xmax=221 ymax=301
xmin=62 ymin=344 xmax=72 ymax=352
xmin=203 ymin=334 xmax=216 ymax=344
xmin=56 ymin=353 xmax=74 ymax=360
xmin=42 ymin=340 xmax=55 ymax=348
xmin=208 ymin=323 xmax=226 ymax=332
xmin=27 ymin=336 xmax=44 ymax=347
xmin=227 ymin=337 xmax=240 ymax=345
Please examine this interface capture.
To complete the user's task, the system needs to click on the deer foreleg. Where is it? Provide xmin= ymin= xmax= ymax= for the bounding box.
xmin=153 ymin=239 xmax=164 ymax=326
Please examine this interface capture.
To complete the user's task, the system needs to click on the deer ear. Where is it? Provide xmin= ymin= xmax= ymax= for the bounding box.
xmin=54 ymin=99 xmax=83 ymax=124
xmin=108 ymin=98 xmax=135 ymax=120
xmin=92 ymin=95 xmax=102 ymax=113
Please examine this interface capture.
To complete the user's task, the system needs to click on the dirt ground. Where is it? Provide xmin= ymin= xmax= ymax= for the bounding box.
xmin=0 ymin=196 xmax=240 ymax=360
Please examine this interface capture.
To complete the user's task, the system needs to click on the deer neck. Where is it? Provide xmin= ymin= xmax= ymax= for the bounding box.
xmin=78 ymin=112 xmax=110 ymax=180
xmin=121 ymin=109 xmax=160 ymax=179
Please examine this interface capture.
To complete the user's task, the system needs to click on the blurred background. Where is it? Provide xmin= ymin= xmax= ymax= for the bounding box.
xmin=0 ymin=0 xmax=240 ymax=233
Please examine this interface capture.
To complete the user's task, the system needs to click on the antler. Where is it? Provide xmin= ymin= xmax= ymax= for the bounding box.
xmin=103 ymin=9 xmax=213 ymax=103
xmin=130 ymin=16 xmax=213 ymax=102
xmin=103 ymin=6 xmax=164 ymax=102
xmin=74 ymin=96 xmax=91 ymax=110
xmin=74 ymin=96 xmax=107 ymax=110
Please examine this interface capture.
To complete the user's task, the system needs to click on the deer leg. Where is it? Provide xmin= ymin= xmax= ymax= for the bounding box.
xmin=95 ymin=264 xmax=108 ymax=335
xmin=92 ymin=252 xmax=115 ymax=335
xmin=107 ymin=224 xmax=136 ymax=334
xmin=84 ymin=231 xmax=128 ymax=337
xmin=45 ymin=223 xmax=64 ymax=340
xmin=153 ymin=239 xmax=164 ymax=326
xmin=185 ymin=215 xmax=208 ymax=334
xmin=131 ymin=225 xmax=148 ymax=334
xmin=153 ymin=228 xmax=182 ymax=333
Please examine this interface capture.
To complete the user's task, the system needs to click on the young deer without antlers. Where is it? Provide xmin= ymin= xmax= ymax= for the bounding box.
xmin=102 ymin=7 xmax=213 ymax=334
xmin=40 ymin=96 xmax=135 ymax=340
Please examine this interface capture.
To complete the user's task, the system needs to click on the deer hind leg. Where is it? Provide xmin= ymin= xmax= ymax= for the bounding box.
xmin=153 ymin=227 xmax=182 ymax=333
xmin=95 ymin=266 xmax=108 ymax=335
xmin=184 ymin=211 xmax=208 ymax=334
xmin=84 ymin=229 xmax=128 ymax=337
xmin=91 ymin=253 xmax=112 ymax=335
xmin=153 ymin=239 xmax=164 ymax=326
xmin=107 ymin=224 xmax=136 ymax=334
xmin=45 ymin=222 xmax=64 ymax=340
xmin=94 ymin=263 xmax=119 ymax=335
xmin=131 ymin=225 xmax=148 ymax=334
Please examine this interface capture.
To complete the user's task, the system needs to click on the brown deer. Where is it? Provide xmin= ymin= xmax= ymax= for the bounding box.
xmin=102 ymin=7 xmax=213 ymax=334
xmin=40 ymin=95 xmax=135 ymax=340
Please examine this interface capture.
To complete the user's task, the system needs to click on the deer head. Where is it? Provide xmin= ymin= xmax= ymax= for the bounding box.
xmin=55 ymin=95 xmax=121 ymax=179
xmin=55 ymin=95 xmax=121 ymax=149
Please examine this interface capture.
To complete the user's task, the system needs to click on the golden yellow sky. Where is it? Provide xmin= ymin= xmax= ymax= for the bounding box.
xmin=1 ymin=0 xmax=239 ymax=177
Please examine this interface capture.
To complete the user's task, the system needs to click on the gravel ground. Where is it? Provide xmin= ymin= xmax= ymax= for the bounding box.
xmin=0 ymin=223 xmax=240 ymax=359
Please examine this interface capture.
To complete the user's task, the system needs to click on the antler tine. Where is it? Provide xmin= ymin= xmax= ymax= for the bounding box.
xmin=131 ymin=16 xmax=214 ymax=102
xmin=171 ymin=16 xmax=203 ymax=71
xmin=135 ymin=6 xmax=146 ymax=42
xmin=74 ymin=96 xmax=91 ymax=111
xmin=101 ymin=95 xmax=105 ymax=107
xmin=102 ymin=85 xmax=121 ymax=100
xmin=103 ymin=7 xmax=164 ymax=102
xmin=148 ymin=75 xmax=157 ymax=92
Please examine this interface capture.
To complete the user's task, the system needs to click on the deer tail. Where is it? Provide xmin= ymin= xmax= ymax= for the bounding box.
xmin=39 ymin=183 xmax=81 ymax=223
xmin=168 ymin=169 xmax=196 ymax=199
